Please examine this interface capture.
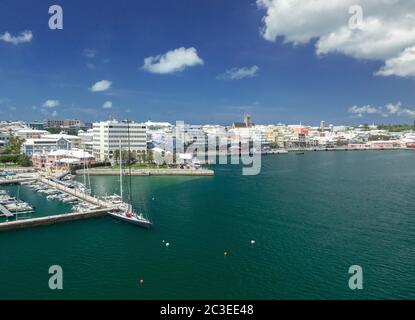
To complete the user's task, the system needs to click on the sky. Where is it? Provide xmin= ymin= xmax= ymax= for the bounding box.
xmin=1 ymin=0 xmax=415 ymax=125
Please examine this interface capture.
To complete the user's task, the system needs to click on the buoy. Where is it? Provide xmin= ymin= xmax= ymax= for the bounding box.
xmin=224 ymin=251 xmax=228 ymax=257
xmin=251 ymin=240 xmax=255 ymax=245
xmin=139 ymin=279 xmax=144 ymax=285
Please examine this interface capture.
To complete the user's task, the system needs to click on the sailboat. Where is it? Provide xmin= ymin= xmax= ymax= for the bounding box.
xmin=107 ymin=123 xmax=152 ymax=229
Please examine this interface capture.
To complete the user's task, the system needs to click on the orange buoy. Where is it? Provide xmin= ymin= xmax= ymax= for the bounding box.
xmin=139 ymin=279 xmax=144 ymax=285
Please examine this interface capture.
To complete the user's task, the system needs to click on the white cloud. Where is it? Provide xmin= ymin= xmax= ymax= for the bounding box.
xmin=86 ymin=63 xmax=96 ymax=70
xmin=348 ymin=102 xmax=415 ymax=118
xmin=40 ymin=108 xmax=58 ymax=117
xmin=376 ymin=46 xmax=415 ymax=77
xmin=102 ymin=101 xmax=113 ymax=109
xmin=142 ymin=47 xmax=204 ymax=74
xmin=257 ymin=0 xmax=415 ymax=77
xmin=0 ymin=30 xmax=33 ymax=45
xmin=83 ymin=48 xmax=96 ymax=58
xmin=42 ymin=100 xmax=60 ymax=108
xmin=218 ymin=65 xmax=259 ymax=80
xmin=0 ymin=98 xmax=11 ymax=105
xmin=90 ymin=80 xmax=112 ymax=92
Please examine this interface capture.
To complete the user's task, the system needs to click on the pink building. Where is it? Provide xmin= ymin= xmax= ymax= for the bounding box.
xmin=32 ymin=149 xmax=95 ymax=170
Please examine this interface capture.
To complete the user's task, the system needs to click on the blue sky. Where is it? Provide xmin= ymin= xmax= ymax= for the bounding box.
xmin=1 ymin=0 xmax=415 ymax=125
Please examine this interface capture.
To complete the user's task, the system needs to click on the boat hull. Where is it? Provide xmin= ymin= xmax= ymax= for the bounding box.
xmin=108 ymin=212 xmax=152 ymax=229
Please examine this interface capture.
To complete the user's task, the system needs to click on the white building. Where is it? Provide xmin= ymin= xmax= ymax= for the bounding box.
xmin=15 ymin=129 xmax=49 ymax=140
xmin=40 ymin=133 xmax=81 ymax=149
xmin=78 ymin=129 xmax=94 ymax=154
xmin=144 ymin=120 xmax=173 ymax=130
xmin=21 ymin=137 xmax=72 ymax=157
xmin=92 ymin=120 xmax=147 ymax=161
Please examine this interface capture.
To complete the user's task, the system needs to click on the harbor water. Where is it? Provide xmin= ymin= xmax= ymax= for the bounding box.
xmin=1 ymin=150 xmax=415 ymax=299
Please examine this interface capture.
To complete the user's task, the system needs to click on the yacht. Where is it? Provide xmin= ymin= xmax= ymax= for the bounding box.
xmin=107 ymin=133 xmax=152 ymax=229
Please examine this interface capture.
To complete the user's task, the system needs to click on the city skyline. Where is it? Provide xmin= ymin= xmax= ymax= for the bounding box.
xmin=1 ymin=0 xmax=415 ymax=125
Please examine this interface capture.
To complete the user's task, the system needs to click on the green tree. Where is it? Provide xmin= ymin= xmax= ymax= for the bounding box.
xmin=18 ymin=154 xmax=32 ymax=167
xmin=147 ymin=150 xmax=154 ymax=163
xmin=3 ymin=136 xmax=25 ymax=155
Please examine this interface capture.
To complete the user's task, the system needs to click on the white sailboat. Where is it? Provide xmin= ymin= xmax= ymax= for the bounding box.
xmin=108 ymin=129 xmax=152 ymax=229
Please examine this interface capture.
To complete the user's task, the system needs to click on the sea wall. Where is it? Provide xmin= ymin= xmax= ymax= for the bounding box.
xmin=0 ymin=209 xmax=110 ymax=232
xmin=76 ymin=168 xmax=214 ymax=176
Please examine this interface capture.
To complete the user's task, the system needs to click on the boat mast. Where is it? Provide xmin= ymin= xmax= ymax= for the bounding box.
xmin=127 ymin=121 xmax=133 ymax=208
xmin=83 ymin=150 xmax=86 ymax=194
xmin=119 ymin=139 xmax=123 ymax=201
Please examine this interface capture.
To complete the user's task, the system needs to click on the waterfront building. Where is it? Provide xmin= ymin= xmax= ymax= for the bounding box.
xmin=32 ymin=148 xmax=95 ymax=170
xmin=21 ymin=137 xmax=72 ymax=157
xmin=40 ymin=133 xmax=81 ymax=149
xmin=92 ymin=120 xmax=147 ymax=161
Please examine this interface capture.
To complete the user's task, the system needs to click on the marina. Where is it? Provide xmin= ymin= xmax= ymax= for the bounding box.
xmin=0 ymin=170 xmax=128 ymax=231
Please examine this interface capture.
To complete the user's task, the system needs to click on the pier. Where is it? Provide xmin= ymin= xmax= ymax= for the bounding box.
xmin=38 ymin=177 xmax=114 ymax=208
xmin=0 ymin=176 xmax=117 ymax=232
xmin=0 ymin=177 xmax=36 ymax=185
xmin=0 ymin=208 xmax=111 ymax=232
xmin=0 ymin=204 xmax=13 ymax=218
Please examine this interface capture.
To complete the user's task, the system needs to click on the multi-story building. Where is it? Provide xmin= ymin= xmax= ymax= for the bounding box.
xmin=28 ymin=121 xmax=45 ymax=130
xmin=78 ymin=129 xmax=94 ymax=154
xmin=44 ymin=119 xmax=81 ymax=129
xmin=32 ymin=149 xmax=95 ymax=170
xmin=92 ymin=120 xmax=147 ymax=161
xmin=21 ymin=137 xmax=72 ymax=157
xmin=16 ymin=129 xmax=49 ymax=140
xmin=0 ymin=130 xmax=10 ymax=152
xmin=40 ymin=133 xmax=81 ymax=149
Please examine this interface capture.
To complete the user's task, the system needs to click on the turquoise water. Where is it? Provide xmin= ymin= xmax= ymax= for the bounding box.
xmin=1 ymin=150 xmax=415 ymax=299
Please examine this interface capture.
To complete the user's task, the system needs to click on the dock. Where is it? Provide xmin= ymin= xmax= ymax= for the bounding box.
xmin=0 ymin=204 xmax=13 ymax=218
xmin=38 ymin=177 xmax=114 ymax=208
xmin=0 ymin=208 xmax=112 ymax=232
xmin=0 ymin=177 xmax=36 ymax=185
xmin=0 ymin=176 xmax=117 ymax=232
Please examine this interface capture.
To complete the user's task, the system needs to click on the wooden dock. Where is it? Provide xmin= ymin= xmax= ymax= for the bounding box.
xmin=0 ymin=208 xmax=112 ymax=232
